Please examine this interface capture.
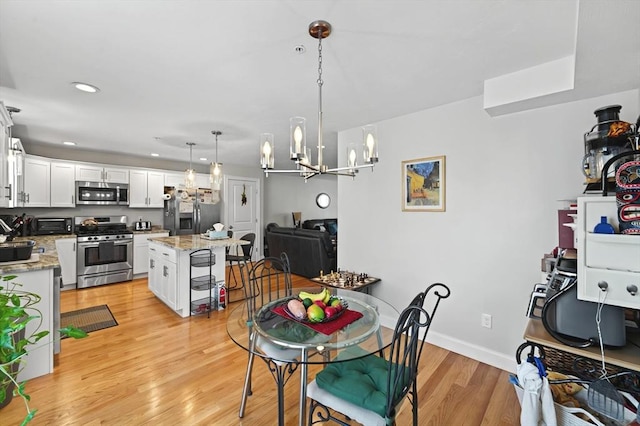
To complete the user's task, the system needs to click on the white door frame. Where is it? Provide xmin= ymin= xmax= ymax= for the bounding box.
xmin=222 ymin=174 xmax=262 ymax=261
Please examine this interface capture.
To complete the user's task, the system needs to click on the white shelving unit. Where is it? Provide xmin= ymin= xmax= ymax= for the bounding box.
xmin=576 ymin=196 xmax=640 ymax=309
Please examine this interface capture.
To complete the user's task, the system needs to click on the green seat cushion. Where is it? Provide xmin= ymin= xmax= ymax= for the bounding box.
xmin=315 ymin=352 xmax=392 ymax=418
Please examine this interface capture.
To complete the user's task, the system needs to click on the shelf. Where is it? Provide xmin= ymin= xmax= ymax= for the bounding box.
xmin=190 ymin=252 xmax=216 ymax=267
xmin=191 ymin=275 xmax=216 ymax=291
xmin=191 ymin=296 xmax=216 ymax=315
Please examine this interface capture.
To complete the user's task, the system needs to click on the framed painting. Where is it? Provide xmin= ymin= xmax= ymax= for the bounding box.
xmin=402 ymin=155 xmax=446 ymax=212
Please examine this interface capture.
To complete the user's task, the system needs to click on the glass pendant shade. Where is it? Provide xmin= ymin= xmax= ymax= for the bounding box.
xmin=210 ymin=162 xmax=222 ymax=191
xmin=185 ymin=142 xmax=196 ymax=189
xmin=362 ymin=124 xmax=379 ymax=164
xmin=185 ymin=168 xmax=195 ymax=189
xmin=290 ymin=117 xmax=306 ymax=160
xmin=260 ymin=133 xmax=275 ymax=169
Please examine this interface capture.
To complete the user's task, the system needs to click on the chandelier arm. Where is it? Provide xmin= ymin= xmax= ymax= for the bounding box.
xmin=327 ymin=164 xmax=375 ymax=173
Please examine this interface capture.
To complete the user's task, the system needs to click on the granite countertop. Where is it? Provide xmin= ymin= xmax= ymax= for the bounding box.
xmin=148 ymin=234 xmax=249 ymax=251
xmin=0 ymin=234 xmax=76 ymax=274
xmin=130 ymin=226 xmax=170 ymax=234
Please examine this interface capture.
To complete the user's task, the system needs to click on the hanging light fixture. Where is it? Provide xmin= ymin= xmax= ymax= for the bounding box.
xmin=210 ymin=130 xmax=223 ymax=191
xmin=185 ymin=142 xmax=196 ymax=189
xmin=259 ymin=20 xmax=379 ymax=180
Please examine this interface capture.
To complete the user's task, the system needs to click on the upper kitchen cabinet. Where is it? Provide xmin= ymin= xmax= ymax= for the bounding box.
xmin=164 ymin=172 xmax=210 ymax=190
xmin=23 ymin=156 xmax=50 ymax=207
xmin=129 ymin=169 xmax=165 ymax=208
xmin=75 ymin=164 xmax=129 ymax=183
xmin=0 ymin=102 xmax=11 ymax=208
xmin=50 ymin=161 xmax=76 ymax=207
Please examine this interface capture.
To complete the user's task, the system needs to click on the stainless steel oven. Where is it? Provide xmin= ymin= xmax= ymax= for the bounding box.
xmin=75 ymin=216 xmax=133 ymax=288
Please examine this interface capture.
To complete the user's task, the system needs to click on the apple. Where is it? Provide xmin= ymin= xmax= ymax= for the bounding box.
xmin=314 ymin=300 xmax=326 ymax=309
xmin=324 ymin=306 xmax=338 ymax=319
xmin=330 ymin=299 xmax=342 ymax=310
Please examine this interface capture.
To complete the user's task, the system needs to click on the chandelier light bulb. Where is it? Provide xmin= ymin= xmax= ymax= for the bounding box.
xmin=263 ymin=141 xmax=272 ymax=156
xmin=349 ymin=149 xmax=357 ymax=167
xmin=294 ymin=126 xmax=303 ymax=152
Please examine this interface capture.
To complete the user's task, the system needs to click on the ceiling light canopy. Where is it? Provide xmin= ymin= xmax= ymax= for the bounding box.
xmin=210 ymin=131 xmax=223 ymax=191
xmin=71 ymin=82 xmax=100 ymax=93
xmin=259 ymin=20 xmax=379 ymax=180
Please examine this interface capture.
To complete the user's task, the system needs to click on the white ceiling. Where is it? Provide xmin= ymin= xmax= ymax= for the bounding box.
xmin=1 ymin=0 xmax=638 ymax=169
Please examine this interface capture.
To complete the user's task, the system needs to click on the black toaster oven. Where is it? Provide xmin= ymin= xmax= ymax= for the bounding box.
xmin=31 ymin=217 xmax=73 ymax=235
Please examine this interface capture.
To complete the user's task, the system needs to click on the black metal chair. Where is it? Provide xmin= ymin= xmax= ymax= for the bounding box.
xmin=306 ymin=283 xmax=451 ymax=426
xmin=226 ymin=232 xmax=255 ymax=290
xmin=237 ymin=253 xmax=301 ymax=424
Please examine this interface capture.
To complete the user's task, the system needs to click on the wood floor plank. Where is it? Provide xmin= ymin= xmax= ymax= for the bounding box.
xmin=1 ymin=275 xmax=520 ymax=425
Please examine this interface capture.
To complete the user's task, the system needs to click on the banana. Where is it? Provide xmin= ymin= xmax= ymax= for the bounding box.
xmin=299 ymin=288 xmax=329 ymax=302
xmin=323 ymin=289 xmax=331 ymax=304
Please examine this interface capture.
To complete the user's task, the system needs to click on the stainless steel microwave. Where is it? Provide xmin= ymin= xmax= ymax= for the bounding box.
xmin=75 ymin=181 xmax=129 ymax=206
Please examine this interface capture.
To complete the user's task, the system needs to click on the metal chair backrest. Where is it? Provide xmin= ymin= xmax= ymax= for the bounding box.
xmin=385 ymin=283 xmax=450 ymax=420
xmin=239 ymin=233 xmax=256 ymax=259
xmin=238 ymin=253 xmax=292 ymax=322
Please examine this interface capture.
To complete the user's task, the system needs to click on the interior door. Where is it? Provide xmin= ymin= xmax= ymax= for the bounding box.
xmin=224 ymin=176 xmax=260 ymax=260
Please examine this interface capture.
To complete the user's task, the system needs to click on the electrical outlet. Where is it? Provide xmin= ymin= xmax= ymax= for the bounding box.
xmin=481 ymin=313 xmax=492 ymax=329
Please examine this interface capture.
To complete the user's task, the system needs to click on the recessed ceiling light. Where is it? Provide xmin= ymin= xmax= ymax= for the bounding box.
xmin=151 ymin=153 xmax=159 ymax=157
xmin=62 ymin=141 xmax=76 ymax=146
xmin=199 ymin=157 xmax=207 ymax=161
xmin=71 ymin=82 xmax=100 ymax=93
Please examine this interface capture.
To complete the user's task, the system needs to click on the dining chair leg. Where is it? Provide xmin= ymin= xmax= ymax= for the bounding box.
xmin=411 ymin=379 xmax=418 ymax=425
xmin=239 ymin=350 xmax=255 ymax=418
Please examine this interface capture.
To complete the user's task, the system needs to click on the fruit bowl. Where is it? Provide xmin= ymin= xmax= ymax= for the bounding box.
xmin=282 ymin=297 xmax=348 ymax=324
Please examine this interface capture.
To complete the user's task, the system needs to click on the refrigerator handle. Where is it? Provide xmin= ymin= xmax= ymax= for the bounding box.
xmin=195 ymin=205 xmax=200 ymax=233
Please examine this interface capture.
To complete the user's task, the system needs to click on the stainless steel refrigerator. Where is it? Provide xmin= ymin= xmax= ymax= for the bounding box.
xmin=163 ymin=186 xmax=221 ymax=235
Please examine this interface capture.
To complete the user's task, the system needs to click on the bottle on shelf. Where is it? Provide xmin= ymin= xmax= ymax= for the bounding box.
xmin=593 ymin=216 xmax=615 ymax=234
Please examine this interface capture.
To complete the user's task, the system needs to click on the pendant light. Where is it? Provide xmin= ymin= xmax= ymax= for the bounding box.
xmin=210 ymin=130 xmax=223 ymax=191
xmin=185 ymin=142 xmax=196 ymax=189
xmin=259 ymin=20 xmax=379 ymax=180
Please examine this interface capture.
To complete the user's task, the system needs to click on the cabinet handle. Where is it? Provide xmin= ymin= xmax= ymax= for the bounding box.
xmin=150 ymin=259 xmax=155 ymax=269
xmin=73 ymin=242 xmax=76 ymax=252
xmin=26 ymin=193 xmax=30 ymax=203
xmin=5 ymin=184 xmax=11 ymax=200
xmin=163 ymin=265 xmax=168 ymax=277
xmin=72 ymin=195 xmax=74 ymax=204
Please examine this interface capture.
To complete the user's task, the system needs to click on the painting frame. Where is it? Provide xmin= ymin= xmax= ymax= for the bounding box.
xmin=402 ymin=155 xmax=446 ymax=212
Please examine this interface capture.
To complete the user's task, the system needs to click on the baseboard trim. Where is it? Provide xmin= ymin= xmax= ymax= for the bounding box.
xmin=426 ymin=330 xmax=516 ymax=373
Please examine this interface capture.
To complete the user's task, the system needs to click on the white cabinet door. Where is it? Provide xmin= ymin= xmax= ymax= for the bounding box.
xmin=147 ymin=171 xmax=165 ymax=207
xmin=75 ymin=164 xmax=103 ymax=182
xmin=130 ymin=170 xmax=165 ymax=208
xmin=75 ymin=164 xmax=129 ymax=183
xmin=55 ymin=238 xmax=77 ymax=285
xmin=195 ymin=173 xmax=210 ymax=189
xmin=134 ymin=232 xmax=169 ymax=275
xmin=104 ymin=167 xmax=129 ymax=183
xmin=148 ymin=244 xmax=161 ymax=296
xmin=129 ymin=170 xmax=149 ymax=207
xmin=161 ymin=258 xmax=177 ymax=310
xmin=50 ymin=161 xmax=76 ymax=207
xmin=0 ymin=105 xmax=10 ymax=208
xmin=164 ymin=172 xmax=185 ymax=188
xmin=23 ymin=156 xmax=51 ymax=207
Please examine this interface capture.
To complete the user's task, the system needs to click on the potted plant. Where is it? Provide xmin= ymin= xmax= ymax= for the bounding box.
xmin=0 ymin=274 xmax=87 ymax=425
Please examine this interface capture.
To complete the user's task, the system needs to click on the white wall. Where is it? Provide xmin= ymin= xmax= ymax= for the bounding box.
xmin=337 ymin=89 xmax=639 ymax=372
xmin=264 ymin=174 xmax=338 ymax=226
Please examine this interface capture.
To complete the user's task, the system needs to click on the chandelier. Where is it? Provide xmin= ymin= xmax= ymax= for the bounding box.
xmin=185 ymin=142 xmax=196 ymax=189
xmin=210 ymin=130 xmax=223 ymax=191
xmin=259 ymin=20 xmax=379 ymax=180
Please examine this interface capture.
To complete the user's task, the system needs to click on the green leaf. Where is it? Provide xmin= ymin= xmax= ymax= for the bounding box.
xmin=21 ymin=408 xmax=37 ymax=426
xmin=60 ymin=326 xmax=88 ymax=339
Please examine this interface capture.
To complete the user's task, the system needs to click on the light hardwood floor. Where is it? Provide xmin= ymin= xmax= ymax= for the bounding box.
xmin=2 ymin=275 xmax=520 ymax=425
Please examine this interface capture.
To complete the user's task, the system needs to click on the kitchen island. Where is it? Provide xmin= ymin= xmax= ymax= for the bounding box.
xmin=147 ymin=235 xmax=248 ymax=318
xmin=0 ymin=235 xmax=75 ymax=381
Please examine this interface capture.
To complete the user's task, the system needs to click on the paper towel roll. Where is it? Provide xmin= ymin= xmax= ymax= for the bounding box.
xmin=162 ymin=193 xmax=171 ymax=200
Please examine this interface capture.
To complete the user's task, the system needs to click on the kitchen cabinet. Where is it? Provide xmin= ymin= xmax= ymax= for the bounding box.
xmin=148 ymin=242 xmax=178 ymax=310
xmin=55 ymin=237 xmax=77 ymax=285
xmin=129 ymin=169 xmax=165 ymax=208
xmin=22 ymin=156 xmax=51 ymax=207
xmin=0 ymin=102 xmax=12 ymax=208
xmin=133 ymin=231 xmax=169 ymax=275
xmin=164 ymin=172 xmax=210 ymax=189
xmin=50 ymin=161 xmax=76 ymax=207
xmin=75 ymin=164 xmax=129 ymax=183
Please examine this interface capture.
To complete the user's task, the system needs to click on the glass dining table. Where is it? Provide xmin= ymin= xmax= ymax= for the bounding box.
xmin=226 ymin=287 xmax=399 ymax=426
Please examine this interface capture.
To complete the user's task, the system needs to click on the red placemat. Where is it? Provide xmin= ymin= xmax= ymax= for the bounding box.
xmin=272 ymin=305 xmax=363 ymax=335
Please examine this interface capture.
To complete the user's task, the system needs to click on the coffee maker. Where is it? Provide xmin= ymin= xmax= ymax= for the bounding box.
xmin=582 ymin=105 xmax=638 ymax=192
